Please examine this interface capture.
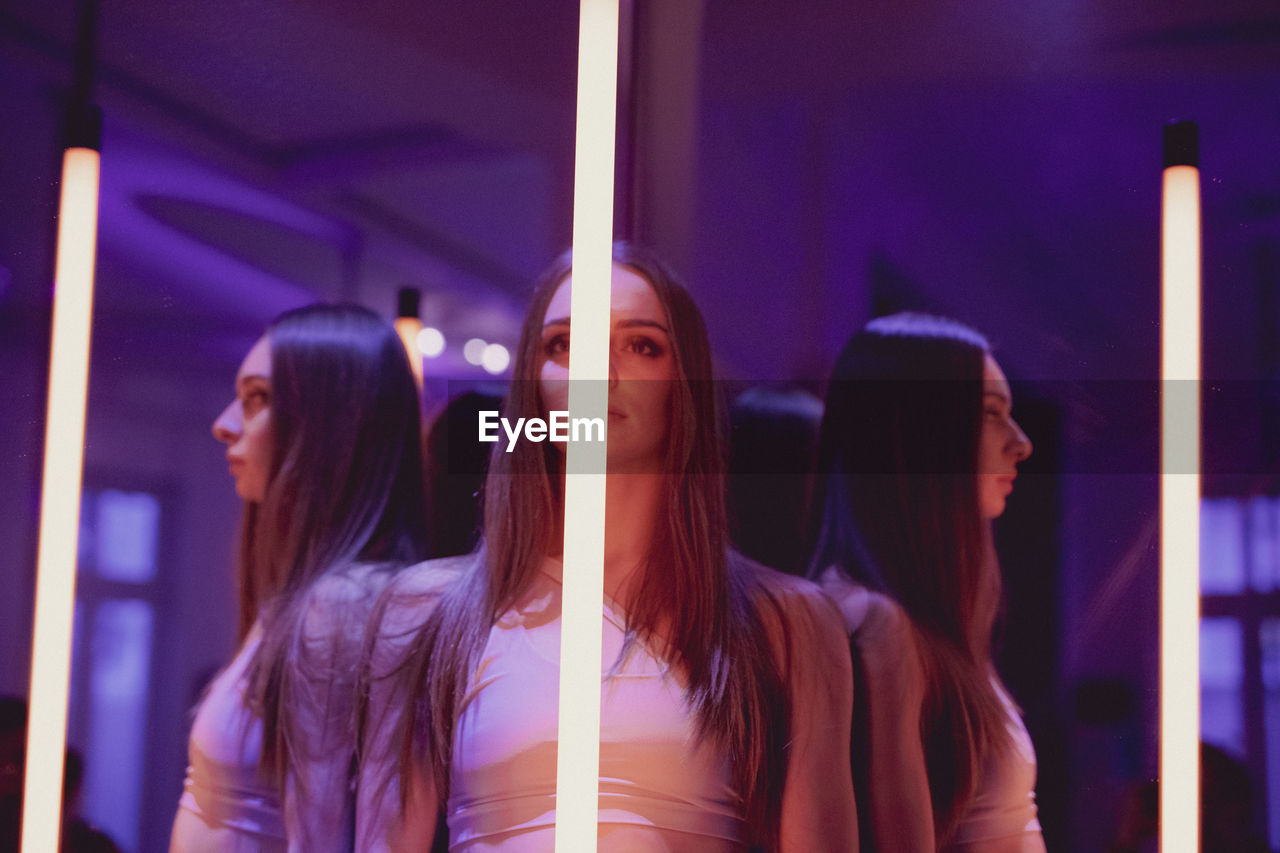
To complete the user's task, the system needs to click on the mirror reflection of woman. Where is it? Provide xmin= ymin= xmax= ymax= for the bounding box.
xmin=808 ymin=313 xmax=1044 ymax=853
xmin=170 ymin=304 xmax=429 ymax=852
xmin=362 ymin=244 xmax=857 ymax=851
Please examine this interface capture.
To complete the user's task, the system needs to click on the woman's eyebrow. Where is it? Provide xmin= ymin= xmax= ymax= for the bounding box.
xmin=615 ymin=318 xmax=669 ymax=333
xmin=983 ymin=389 xmax=1010 ymax=403
xmin=542 ymin=317 xmax=670 ymax=334
xmin=236 ymin=374 xmax=269 ymax=389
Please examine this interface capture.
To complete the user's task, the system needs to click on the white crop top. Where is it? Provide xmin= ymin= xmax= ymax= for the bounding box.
xmin=950 ymin=684 xmax=1045 ymax=849
xmin=446 ymin=558 xmax=745 ymax=851
xmin=820 ymin=568 xmax=1046 ymax=852
xmin=171 ymin=622 xmax=287 ymax=852
xmin=363 ymin=555 xmax=856 ymax=852
xmin=171 ymin=588 xmax=365 ymax=853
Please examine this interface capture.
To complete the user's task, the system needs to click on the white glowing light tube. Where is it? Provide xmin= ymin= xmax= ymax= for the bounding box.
xmin=555 ymin=2 xmax=619 ymax=851
xmin=22 ymin=145 xmax=101 ymax=853
xmin=1159 ymin=120 xmax=1200 ymax=853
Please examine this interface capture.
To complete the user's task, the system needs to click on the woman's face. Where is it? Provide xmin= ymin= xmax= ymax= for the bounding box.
xmin=539 ymin=264 xmax=678 ymax=471
xmin=976 ymin=354 xmax=1032 ymax=519
xmin=212 ymin=336 xmax=273 ymax=502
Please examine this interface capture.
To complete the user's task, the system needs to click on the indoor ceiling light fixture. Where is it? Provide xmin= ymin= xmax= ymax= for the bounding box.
xmin=395 ymin=287 xmax=425 ymax=391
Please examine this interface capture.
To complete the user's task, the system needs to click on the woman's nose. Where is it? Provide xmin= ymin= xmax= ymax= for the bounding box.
xmin=212 ymin=401 xmax=242 ymax=444
xmin=1010 ymin=417 xmax=1032 ymax=462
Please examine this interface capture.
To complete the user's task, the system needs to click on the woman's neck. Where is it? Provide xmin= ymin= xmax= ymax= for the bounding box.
xmin=549 ymin=471 xmax=665 ymax=603
xmin=604 ymin=472 xmax=663 ymax=587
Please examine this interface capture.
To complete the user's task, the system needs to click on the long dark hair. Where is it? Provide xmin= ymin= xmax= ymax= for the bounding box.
xmin=807 ymin=312 xmax=1011 ymax=846
xmin=236 ymin=303 xmax=429 ymax=790
xmin=398 ymin=243 xmax=790 ymax=847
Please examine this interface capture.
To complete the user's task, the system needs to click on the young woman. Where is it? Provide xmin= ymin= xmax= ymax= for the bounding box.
xmin=361 ymin=244 xmax=857 ymax=851
xmin=170 ymin=303 xmax=429 ymax=852
xmin=808 ymin=313 xmax=1043 ymax=853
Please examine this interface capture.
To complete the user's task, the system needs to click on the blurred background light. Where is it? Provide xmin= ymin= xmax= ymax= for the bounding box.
xmin=417 ymin=326 xmax=446 ymax=358
xmin=463 ymin=337 xmax=487 ymax=365
xmin=481 ymin=342 xmax=510 ymax=374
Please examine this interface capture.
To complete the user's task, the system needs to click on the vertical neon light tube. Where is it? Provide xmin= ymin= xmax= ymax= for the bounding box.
xmin=1159 ymin=120 xmax=1200 ymax=853
xmin=555 ymin=2 xmax=618 ymax=851
xmin=22 ymin=144 xmax=101 ymax=853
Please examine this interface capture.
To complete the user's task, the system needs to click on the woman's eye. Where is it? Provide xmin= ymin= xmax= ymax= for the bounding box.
xmin=627 ymin=336 xmax=662 ymax=357
xmin=544 ymin=334 xmax=569 ymax=356
xmin=242 ymin=389 xmax=270 ymax=412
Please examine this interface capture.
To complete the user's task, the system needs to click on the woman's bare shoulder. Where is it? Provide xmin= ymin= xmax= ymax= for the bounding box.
xmin=373 ymin=554 xmax=472 ymax=637
xmin=817 ymin=565 xmax=922 ymax=682
xmin=295 ymin=566 xmax=384 ymax=659
xmin=741 ymin=553 xmax=836 ymax=611
xmin=735 ymin=554 xmax=849 ymax=658
xmin=297 ymin=558 xmax=462 ymax=635
xmin=384 ymin=555 xmax=471 ymax=598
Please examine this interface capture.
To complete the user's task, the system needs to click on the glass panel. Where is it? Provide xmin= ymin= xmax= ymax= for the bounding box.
xmin=67 ymin=601 xmax=86 ymax=744
xmin=1201 ymin=498 xmax=1246 ymax=595
xmin=94 ymin=490 xmax=160 ymax=583
xmin=1265 ymin=620 xmax=1280 ymax=692
xmin=76 ymin=490 xmax=96 ymax=576
xmin=80 ymin=599 xmax=153 ymax=852
xmin=1249 ymin=496 xmax=1280 ymax=594
xmin=1264 ymin=618 xmax=1280 ymax=850
xmin=1200 ymin=617 xmax=1244 ymax=754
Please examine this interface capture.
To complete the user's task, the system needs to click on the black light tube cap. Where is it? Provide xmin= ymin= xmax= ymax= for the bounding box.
xmin=398 ymin=287 xmax=421 ymax=319
xmin=1163 ymin=121 xmax=1198 ymax=169
xmin=65 ymin=103 xmax=102 ymax=151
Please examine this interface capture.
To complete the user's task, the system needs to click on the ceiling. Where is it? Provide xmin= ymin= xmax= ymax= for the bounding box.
xmin=2 ymin=1 xmax=1278 ymax=389
xmin=2 ymin=0 xmax=581 ymax=375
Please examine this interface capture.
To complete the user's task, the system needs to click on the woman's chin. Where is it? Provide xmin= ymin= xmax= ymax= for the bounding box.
xmin=980 ymin=496 xmax=1007 ymax=520
xmin=234 ymin=481 xmax=266 ymax=503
